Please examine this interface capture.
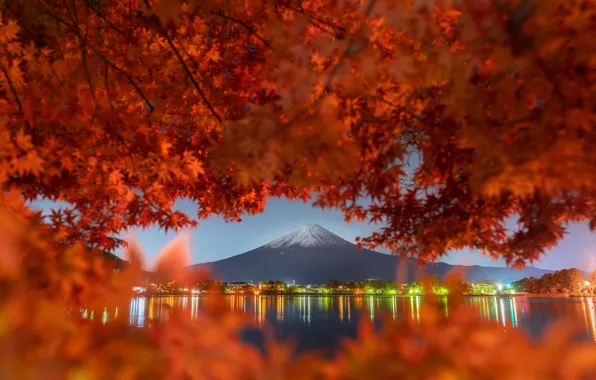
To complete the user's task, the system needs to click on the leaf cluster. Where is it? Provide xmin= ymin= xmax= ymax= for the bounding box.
xmin=1 ymin=0 xmax=595 ymax=267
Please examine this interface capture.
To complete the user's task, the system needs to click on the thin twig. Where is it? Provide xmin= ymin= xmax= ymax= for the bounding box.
xmin=277 ymin=1 xmax=346 ymax=38
xmin=80 ymin=1 xmax=100 ymax=125
xmin=209 ymin=11 xmax=273 ymax=50
xmin=319 ymin=0 xmax=378 ymax=93
xmin=84 ymin=0 xmax=151 ymax=71
xmin=85 ymin=0 xmax=130 ymax=41
xmin=142 ymin=0 xmax=221 ymax=122
xmin=13 ymin=21 xmax=66 ymax=89
xmin=1 ymin=65 xmax=31 ymax=130
xmin=268 ymin=0 xmax=378 ymax=140
xmin=37 ymin=0 xmax=155 ymax=113
xmin=1 ymin=65 xmax=35 ymax=154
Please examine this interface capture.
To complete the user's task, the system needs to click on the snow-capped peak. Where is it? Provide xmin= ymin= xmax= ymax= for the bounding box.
xmin=264 ymin=225 xmax=354 ymax=249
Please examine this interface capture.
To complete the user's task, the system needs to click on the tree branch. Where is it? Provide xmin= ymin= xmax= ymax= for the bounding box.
xmin=1 ymin=65 xmax=32 ymax=133
xmin=142 ymin=0 xmax=221 ymax=122
xmin=36 ymin=0 xmax=155 ymax=113
xmin=85 ymin=0 xmax=130 ymax=41
xmin=209 ymin=11 xmax=273 ymax=50
xmin=268 ymin=0 xmax=378 ymax=139
xmin=277 ymin=1 xmax=346 ymax=38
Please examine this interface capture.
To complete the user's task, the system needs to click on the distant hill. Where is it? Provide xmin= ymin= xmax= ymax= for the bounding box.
xmin=190 ymin=225 xmax=554 ymax=284
xmin=98 ymin=251 xmax=157 ymax=282
xmin=99 ymin=250 xmax=128 ymax=271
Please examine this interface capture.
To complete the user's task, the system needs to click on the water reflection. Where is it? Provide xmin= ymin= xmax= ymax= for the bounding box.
xmin=125 ymin=295 xmax=596 ymax=344
xmin=583 ymin=298 xmax=596 ymax=342
xmin=465 ymin=296 xmax=525 ymax=328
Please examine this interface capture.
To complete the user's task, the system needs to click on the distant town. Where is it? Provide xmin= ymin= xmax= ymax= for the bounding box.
xmin=131 ymin=278 xmax=589 ymax=297
xmin=125 ymin=267 xmax=595 ymax=297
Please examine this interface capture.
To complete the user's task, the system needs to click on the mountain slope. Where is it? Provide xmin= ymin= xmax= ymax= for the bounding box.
xmin=264 ymin=224 xmax=353 ymax=249
xmin=191 ymin=225 xmax=554 ymax=283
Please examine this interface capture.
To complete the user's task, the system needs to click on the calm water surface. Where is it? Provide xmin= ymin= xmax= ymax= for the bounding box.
xmin=128 ymin=295 xmax=596 ymax=353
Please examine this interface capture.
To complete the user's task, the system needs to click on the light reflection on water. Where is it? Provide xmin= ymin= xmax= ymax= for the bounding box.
xmin=125 ymin=295 xmax=596 ymax=345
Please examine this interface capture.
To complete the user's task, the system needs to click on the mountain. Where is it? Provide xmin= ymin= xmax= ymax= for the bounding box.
xmin=100 ymin=250 xmax=129 ymax=271
xmin=191 ymin=225 xmax=553 ymax=284
xmin=264 ymin=225 xmax=354 ymax=249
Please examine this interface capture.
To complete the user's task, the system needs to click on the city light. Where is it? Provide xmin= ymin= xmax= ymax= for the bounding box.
xmin=128 ymin=279 xmax=526 ymax=297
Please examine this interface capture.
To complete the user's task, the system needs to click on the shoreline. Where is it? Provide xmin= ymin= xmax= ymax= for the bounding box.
xmin=133 ymin=292 xmax=594 ymax=298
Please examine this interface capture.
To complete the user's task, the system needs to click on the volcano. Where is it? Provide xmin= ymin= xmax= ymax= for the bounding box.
xmin=191 ymin=225 xmax=553 ymax=284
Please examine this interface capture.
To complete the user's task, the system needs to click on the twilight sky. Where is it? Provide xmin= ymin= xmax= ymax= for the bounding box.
xmin=102 ymin=197 xmax=596 ymax=272
xmin=32 ymin=197 xmax=596 ymax=271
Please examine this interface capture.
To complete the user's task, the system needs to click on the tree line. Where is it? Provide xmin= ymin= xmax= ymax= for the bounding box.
xmin=512 ymin=269 xmax=589 ymax=295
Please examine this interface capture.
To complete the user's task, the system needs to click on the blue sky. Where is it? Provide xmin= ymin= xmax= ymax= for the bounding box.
xmin=98 ymin=197 xmax=596 ymax=272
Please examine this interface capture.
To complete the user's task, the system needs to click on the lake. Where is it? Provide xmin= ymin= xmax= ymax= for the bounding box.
xmin=128 ymin=295 xmax=596 ymax=353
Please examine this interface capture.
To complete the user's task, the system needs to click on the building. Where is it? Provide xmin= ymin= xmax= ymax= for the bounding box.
xmin=257 ymin=281 xmax=286 ymax=292
xmin=227 ymin=282 xmax=253 ymax=293
xmin=468 ymin=282 xmax=500 ymax=295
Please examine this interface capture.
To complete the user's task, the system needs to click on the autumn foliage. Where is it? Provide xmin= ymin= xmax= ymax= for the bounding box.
xmin=0 ymin=0 xmax=594 ymax=264
xmin=1 ymin=0 xmax=596 ymax=378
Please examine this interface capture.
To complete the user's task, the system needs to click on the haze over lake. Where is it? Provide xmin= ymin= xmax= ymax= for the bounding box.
xmin=128 ymin=295 xmax=596 ymax=353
